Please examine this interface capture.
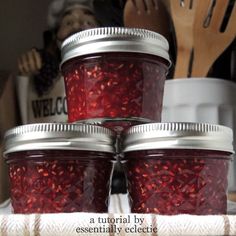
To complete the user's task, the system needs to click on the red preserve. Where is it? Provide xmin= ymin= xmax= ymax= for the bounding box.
xmin=4 ymin=123 xmax=115 ymax=213
xmin=61 ymin=27 xmax=171 ymax=132
xmin=122 ymin=122 xmax=234 ymax=215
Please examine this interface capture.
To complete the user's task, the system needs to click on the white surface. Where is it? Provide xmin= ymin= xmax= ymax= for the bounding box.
xmin=162 ymin=78 xmax=236 ymax=192
xmin=109 ymin=193 xmax=130 ymax=213
xmin=0 ymin=199 xmax=11 ymax=214
xmin=0 ymin=211 xmax=236 ymax=236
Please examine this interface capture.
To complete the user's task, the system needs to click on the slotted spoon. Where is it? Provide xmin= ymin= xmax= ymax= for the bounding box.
xmin=123 ymin=0 xmax=170 ymax=40
xmin=191 ymin=0 xmax=236 ymax=77
xmin=169 ymin=0 xmax=196 ymax=78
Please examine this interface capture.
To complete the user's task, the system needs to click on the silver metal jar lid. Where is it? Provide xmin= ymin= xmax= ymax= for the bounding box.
xmin=61 ymin=27 xmax=171 ymax=66
xmin=4 ymin=123 xmax=116 ymax=155
xmin=122 ymin=122 xmax=234 ymax=153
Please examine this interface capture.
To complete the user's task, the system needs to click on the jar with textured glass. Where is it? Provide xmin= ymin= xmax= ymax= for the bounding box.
xmin=3 ymin=123 xmax=115 ymax=214
xmin=61 ymin=27 xmax=171 ymax=133
xmin=122 ymin=122 xmax=234 ymax=215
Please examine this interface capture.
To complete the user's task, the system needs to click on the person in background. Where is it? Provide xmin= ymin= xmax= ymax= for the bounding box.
xmin=17 ymin=0 xmax=99 ymax=124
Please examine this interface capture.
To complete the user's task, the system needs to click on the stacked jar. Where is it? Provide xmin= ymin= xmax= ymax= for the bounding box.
xmin=3 ymin=27 xmax=234 ymax=215
xmin=122 ymin=122 xmax=234 ymax=215
xmin=3 ymin=27 xmax=171 ymax=213
xmin=4 ymin=123 xmax=115 ymax=213
xmin=60 ymin=27 xmax=171 ymax=133
xmin=60 ymin=27 xmax=171 ymax=199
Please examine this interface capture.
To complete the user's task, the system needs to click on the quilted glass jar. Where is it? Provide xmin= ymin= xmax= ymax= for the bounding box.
xmin=4 ymin=123 xmax=115 ymax=214
xmin=61 ymin=27 xmax=171 ymax=133
xmin=122 ymin=122 xmax=234 ymax=215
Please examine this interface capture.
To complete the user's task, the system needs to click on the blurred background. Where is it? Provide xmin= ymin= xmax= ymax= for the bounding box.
xmin=0 ymin=0 xmax=51 ymax=72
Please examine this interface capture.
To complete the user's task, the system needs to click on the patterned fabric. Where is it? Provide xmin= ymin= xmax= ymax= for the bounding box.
xmin=0 ymin=212 xmax=235 ymax=235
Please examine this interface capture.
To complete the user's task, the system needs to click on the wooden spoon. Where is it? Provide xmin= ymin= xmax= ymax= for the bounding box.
xmin=169 ymin=0 xmax=196 ymax=78
xmin=123 ymin=0 xmax=171 ymax=40
xmin=191 ymin=0 xmax=236 ymax=77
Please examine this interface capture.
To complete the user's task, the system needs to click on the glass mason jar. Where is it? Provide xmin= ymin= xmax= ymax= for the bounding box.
xmin=61 ymin=27 xmax=171 ymax=133
xmin=3 ymin=123 xmax=115 ymax=214
xmin=122 ymin=122 xmax=234 ymax=215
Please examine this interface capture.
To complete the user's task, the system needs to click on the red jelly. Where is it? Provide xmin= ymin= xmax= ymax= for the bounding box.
xmin=122 ymin=123 xmax=234 ymax=215
xmin=61 ymin=27 xmax=171 ymax=132
xmin=4 ymin=123 xmax=115 ymax=213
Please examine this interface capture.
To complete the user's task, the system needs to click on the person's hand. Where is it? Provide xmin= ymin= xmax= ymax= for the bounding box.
xmin=17 ymin=48 xmax=42 ymax=76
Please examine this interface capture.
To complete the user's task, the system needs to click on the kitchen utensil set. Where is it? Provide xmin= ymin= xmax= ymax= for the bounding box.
xmin=124 ymin=0 xmax=236 ymax=78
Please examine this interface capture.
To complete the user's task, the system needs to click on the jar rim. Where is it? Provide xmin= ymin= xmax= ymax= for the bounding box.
xmin=60 ymin=27 xmax=171 ymax=68
xmin=3 ymin=123 xmax=116 ymax=155
xmin=122 ymin=122 xmax=235 ymax=154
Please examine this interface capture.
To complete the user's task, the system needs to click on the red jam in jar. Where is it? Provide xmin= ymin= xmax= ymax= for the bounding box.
xmin=61 ymin=27 xmax=171 ymax=132
xmin=122 ymin=123 xmax=234 ymax=215
xmin=4 ymin=123 xmax=115 ymax=214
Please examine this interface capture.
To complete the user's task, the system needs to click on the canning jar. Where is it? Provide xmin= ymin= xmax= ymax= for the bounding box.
xmin=122 ymin=122 xmax=234 ymax=215
xmin=4 ymin=123 xmax=115 ymax=214
xmin=61 ymin=27 xmax=171 ymax=132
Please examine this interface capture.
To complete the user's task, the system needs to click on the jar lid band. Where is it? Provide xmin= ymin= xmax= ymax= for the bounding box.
xmin=122 ymin=122 xmax=234 ymax=153
xmin=61 ymin=27 xmax=171 ymax=67
xmin=4 ymin=123 xmax=116 ymax=155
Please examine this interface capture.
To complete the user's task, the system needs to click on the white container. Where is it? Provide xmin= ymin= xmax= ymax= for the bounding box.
xmin=162 ymin=78 xmax=236 ymax=193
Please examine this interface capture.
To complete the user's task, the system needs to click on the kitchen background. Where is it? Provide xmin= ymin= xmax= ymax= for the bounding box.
xmin=0 ymin=0 xmax=235 ymax=76
xmin=0 ymin=0 xmax=51 ymax=72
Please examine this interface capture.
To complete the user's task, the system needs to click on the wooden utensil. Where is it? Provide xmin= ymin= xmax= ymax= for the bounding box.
xmin=169 ymin=0 xmax=196 ymax=78
xmin=191 ymin=0 xmax=236 ymax=77
xmin=123 ymin=0 xmax=170 ymax=40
